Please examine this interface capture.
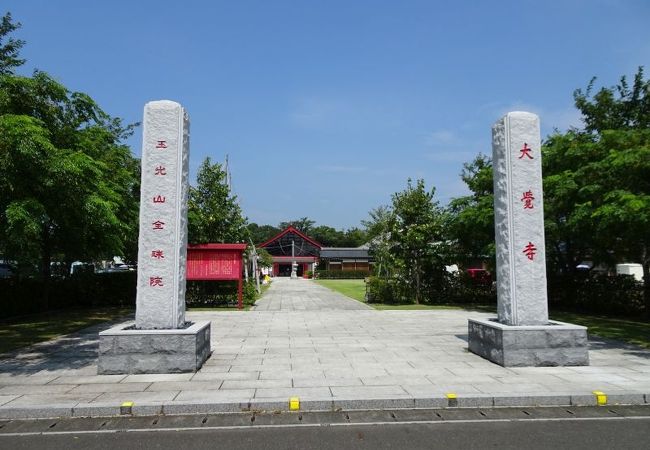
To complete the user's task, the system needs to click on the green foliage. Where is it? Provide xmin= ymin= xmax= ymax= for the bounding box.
xmin=364 ymin=179 xmax=451 ymax=304
xmin=0 ymin=12 xmax=25 ymax=75
xmin=447 ymin=154 xmax=495 ymax=269
xmin=574 ymin=67 xmax=650 ymax=133
xmin=278 ymin=217 xmax=315 ymax=234
xmin=316 ymin=270 xmax=369 ymax=279
xmin=256 ymin=247 xmax=273 ymax=268
xmin=248 ymin=223 xmax=280 ymax=245
xmin=445 ymin=67 xmax=650 ymax=314
xmin=188 ymin=157 xmax=247 ymax=244
xmin=548 ymin=274 xmax=645 ymax=317
xmin=387 ymin=179 xmax=450 ymax=304
xmin=365 ymin=274 xmax=496 ymax=305
xmin=186 ymin=280 xmax=259 ymax=307
xmin=0 ymin=71 xmax=140 ymax=277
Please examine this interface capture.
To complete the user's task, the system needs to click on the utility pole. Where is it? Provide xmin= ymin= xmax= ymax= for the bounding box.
xmin=249 ymin=238 xmax=261 ymax=294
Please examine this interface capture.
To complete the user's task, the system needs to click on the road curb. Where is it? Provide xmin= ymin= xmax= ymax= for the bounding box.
xmin=1 ymin=393 xmax=648 ymax=420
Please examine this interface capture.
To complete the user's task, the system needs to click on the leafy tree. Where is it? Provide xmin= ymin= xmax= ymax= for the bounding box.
xmin=447 ymin=154 xmax=495 ymax=269
xmin=278 ymin=217 xmax=315 ymax=234
xmin=574 ymin=67 xmax=650 ymax=133
xmin=188 ymin=157 xmax=247 ymax=244
xmin=387 ymin=179 xmax=449 ymax=304
xmin=0 ymin=70 xmax=140 ymax=281
xmin=0 ymin=12 xmax=25 ymax=74
xmin=340 ymin=227 xmax=368 ymax=247
xmin=447 ymin=67 xmax=650 ymax=314
xmin=256 ymin=248 xmax=273 ymax=268
xmin=247 ymin=223 xmax=280 ymax=245
xmin=362 ymin=205 xmax=394 ymax=277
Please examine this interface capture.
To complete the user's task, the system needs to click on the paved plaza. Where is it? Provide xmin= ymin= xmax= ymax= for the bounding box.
xmin=0 ymin=278 xmax=648 ymax=418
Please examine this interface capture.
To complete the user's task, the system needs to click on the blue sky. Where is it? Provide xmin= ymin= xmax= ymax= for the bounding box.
xmin=5 ymin=0 xmax=650 ymax=229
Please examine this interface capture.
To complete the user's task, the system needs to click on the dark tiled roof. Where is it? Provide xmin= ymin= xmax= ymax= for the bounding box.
xmin=320 ymin=247 xmax=370 ymax=259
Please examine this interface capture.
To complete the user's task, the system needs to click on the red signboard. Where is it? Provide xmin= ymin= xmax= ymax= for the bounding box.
xmin=186 ymin=244 xmax=247 ymax=309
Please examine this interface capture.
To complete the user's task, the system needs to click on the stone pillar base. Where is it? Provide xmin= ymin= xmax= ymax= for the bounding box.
xmin=98 ymin=321 xmax=211 ymax=374
xmin=468 ymin=318 xmax=589 ymax=367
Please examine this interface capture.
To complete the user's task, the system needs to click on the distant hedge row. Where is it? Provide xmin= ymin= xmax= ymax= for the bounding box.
xmin=316 ymin=270 xmax=369 ymax=279
xmin=364 ymin=273 xmax=646 ymax=317
xmin=0 ymin=272 xmax=137 ymax=320
xmin=0 ymin=273 xmax=259 ymax=320
xmin=547 ymin=274 xmax=646 ymax=317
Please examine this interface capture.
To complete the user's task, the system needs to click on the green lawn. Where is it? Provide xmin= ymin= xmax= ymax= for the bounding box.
xmin=550 ymin=312 xmax=650 ymax=349
xmin=315 ymin=278 xmax=650 ymax=348
xmin=0 ymin=307 xmax=133 ymax=355
xmin=314 ymin=279 xmax=366 ymax=302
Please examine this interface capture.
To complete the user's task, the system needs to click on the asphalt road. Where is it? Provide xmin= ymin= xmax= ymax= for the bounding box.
xmin=2 ymin=418 xmax=650 ymax=450
xmin=2 ymin=407 xmax=650 ymax=450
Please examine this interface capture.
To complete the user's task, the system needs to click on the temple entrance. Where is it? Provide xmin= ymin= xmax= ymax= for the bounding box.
xmin=277 ymin=263 xmax=304 ymax=277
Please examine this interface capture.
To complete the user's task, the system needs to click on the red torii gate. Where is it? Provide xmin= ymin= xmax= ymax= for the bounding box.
xmin=186 ymin=243 xmax=247 ymax=310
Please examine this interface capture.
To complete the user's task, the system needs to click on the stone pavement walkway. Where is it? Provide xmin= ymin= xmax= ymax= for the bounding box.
xmin=253 ymin=277 xmax=371 ymax=311
xmin=0 ymin=281 xmax=649 ymax=418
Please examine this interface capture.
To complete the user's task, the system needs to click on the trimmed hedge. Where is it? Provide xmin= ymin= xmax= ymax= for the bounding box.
xmin=0 ymin=272 xmax=137 ymax=320
xmin=186 ymin=280 xmax=257 ymax=307
xmin=316 ymin=270 xmax=369 ymax=279
xmin=548 ymin=274 xmax=645 ymax=317
xmin=1 ymin=273 xmax=262 ymax=319
xmin=365 ymin=272 xmax=647 ymax=317
xmin=364 ymin=274 xmax=496 ymax=305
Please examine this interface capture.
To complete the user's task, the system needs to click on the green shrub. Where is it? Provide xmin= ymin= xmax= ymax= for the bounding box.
xmin=365 ymin=276 xmax=411 ymax=304
xmin=0 ymin=271 xmax=137 ymax=320
xmin=548 ymin=274 xmax=645 ymax=316
xmin=186 ymin=280 xmax=241 ymax=307
xmin=316 ymin=270 xmax=369 ymax=279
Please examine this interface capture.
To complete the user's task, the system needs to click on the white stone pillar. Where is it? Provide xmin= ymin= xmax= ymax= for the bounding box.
xmin=492 ymin=112 xmax=548 ymax=326
xmin=135 ymin=101 xmax=190 ymax=329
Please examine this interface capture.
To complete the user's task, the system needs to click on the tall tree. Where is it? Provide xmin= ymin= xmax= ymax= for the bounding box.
xmin=0 ymin=70 xmax=140 ymax=280
xmin=188 ymin=157 xmax=247 ymax=244
xmin=0 ymin=12 xmax=25 ymax=74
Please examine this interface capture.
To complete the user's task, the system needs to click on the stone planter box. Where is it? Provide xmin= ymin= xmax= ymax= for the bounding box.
xmin=468 ymin=318 xmax=589 ymax=367
xmin=98 ymin=321 xmax=211 ymax=374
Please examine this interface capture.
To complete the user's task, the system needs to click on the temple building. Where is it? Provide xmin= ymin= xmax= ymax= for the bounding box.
xmin=319 ymin=245 xmax=373 ymax=272
xmin=258 ymin=226 xmax=321 ymax=277
xmin=258 ymin=227 xmax=374 ymax=277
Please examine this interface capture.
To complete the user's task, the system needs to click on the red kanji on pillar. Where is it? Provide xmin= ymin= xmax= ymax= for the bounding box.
xmin=149 ymin=276 xmax=164 ymax=286
xmin=151 ymin=250 xmax=164 ymax=259
xmin=152 ymin=220 xmax=165 ymax=230
xmin=518 ymin=143 xmax=533 ymax=159
xmin=154 ymin=165 xmax=167 ymax=175
xmin=155 ymin=140 xmax=167 ymax=149
xmin=522 ymin=242 xmax=537 ymax=260
xmin=521 ymin=190 xmax=535 ymax=209
xmin=153 ymin=195 xmax=166 ymax=203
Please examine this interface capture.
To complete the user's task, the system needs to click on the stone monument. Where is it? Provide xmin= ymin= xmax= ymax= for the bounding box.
xmin=468 ymin=112 xmax=589 ymax=367
xmin=98 ymin=100 xmax=211 ymax=374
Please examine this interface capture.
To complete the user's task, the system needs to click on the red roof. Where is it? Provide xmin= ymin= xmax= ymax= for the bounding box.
xmin=188 ymin=243 xmax=247 ymax=251
xmin=258 ymin=226 xmax=322 ymax=249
